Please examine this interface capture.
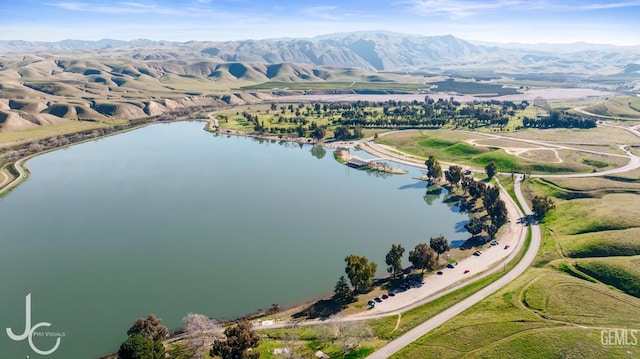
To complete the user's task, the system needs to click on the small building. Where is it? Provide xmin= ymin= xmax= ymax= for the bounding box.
xmin=347 ymin=158 xmax=368 ymax=168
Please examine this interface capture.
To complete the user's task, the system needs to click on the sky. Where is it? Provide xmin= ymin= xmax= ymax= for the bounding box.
xmin=1 ymin=0 xmax=639 ymax=45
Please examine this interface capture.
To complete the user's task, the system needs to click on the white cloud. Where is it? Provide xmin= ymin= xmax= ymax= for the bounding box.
xmin=405 ymin=0 xmax=640 ymax=18
xmin=299 ymin=5 xmax=348 ymax=21
xmin=405 ymin=0 xmax=528 ymax=18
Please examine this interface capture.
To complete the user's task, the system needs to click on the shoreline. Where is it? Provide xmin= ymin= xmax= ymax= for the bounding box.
xmin=249 ymin=140 xmax=527 ymax=327
xmin=2 ymin=119 xmax=525 ymax=354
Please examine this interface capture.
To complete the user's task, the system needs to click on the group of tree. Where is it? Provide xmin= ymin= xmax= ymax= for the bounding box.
xmin=118 ymin=314 xmax=168 ymax=359
xmin=333 ymin=125 xmax=364 ymax=140
xmin=337 ymin=238 xmax=451 ymax=299
xmin=444 ymin=165 xmax=463 ymax=187
xmin=458 ymin=174 xmax=509 ymax=239
xmin=382 ymin=238 xmax=451 ymax=277
xmin=522 ymin=111 xmax=596 ymax=129
xmin=233 ymin=98 xmax=536 ymax=140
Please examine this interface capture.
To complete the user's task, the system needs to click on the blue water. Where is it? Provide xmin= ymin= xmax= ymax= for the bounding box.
xmin=0 ymin=122 xmax=469 ymax=358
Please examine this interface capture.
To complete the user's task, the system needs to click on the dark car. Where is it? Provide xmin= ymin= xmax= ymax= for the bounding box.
xmin=447 ymin=263 xmax=455 ymax=269
xmin=437 ymin=271 xmax=443 ymax=275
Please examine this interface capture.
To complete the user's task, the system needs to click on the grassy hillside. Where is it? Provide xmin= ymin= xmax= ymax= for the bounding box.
xmin=377 ymin=129 xmax=627 ymax=174
xmin=584 ymin=97 xmax=640 ymax=119
xmin=394 ymin=268 xmax=640 ymax=358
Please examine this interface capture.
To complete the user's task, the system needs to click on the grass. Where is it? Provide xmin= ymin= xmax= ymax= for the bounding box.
xmin=584 ymin=96 xmax=640 ymax=119
xmin=378 ymin=130 xmax=618 ymax=174
xmin=392 ymin=268 xmax=640 ymax=358
xmin=390 ymin=164 xmax=640 ymax=358
xmin=562 ymin=228 xmax=640 ymax=258
xmin=0 ymin=120 xmax=122 ymax=147
xmin=504 ymin=126 xmax=640 ymax=145
xmin=574 ymin=256 xmax=640 ymax=298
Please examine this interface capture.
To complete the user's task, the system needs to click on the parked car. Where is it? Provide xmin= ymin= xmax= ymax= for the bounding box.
xmin=437 ymin=271 xmax=443 ymax=275
xmin=447 ymin=263 xmax=455 ymax=269
xmin=382 ymin=294 xmax=389 ymax=300
xmin=375 ymin=296 xmax=383 ymax=302
xmin=490 ymin=240 xmax=499 ymax=246
xmin=388 ymin=291 xmax=396 ymax=297
xmin=504 ymin=245 xmax=510 ymax=250
xmin=473 ymin=251 xmax=481 ymax=256
xmin=368 ymin=300 xmax=376 ymax=308
xmin=464 ymin=269 xmax=470 ymax=274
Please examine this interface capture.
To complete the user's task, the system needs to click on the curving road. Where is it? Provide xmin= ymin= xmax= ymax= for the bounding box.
xmin=366 ymin=176 xmax=540 ymax=358
xmin=363 ymin=121 xmax=640 ymax=357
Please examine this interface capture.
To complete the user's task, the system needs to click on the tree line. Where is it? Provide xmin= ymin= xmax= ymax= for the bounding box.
xmin=334 ymin=237 xmax=451 ymax=303
xmin=228 ymin=97 xmax=533 ymax=140
xmin=522 ymin=111 xmax=596 ymax=129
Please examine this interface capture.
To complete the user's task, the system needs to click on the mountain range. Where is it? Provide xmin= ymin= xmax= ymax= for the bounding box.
xmin=2 ymin=32 xmax=639 ymax=75
xmin=1 ymin=32 xmax=638 ymax=134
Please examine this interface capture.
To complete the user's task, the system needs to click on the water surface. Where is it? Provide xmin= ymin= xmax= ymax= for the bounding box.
xmin=0 ymin=122 xmax=469 ymax=358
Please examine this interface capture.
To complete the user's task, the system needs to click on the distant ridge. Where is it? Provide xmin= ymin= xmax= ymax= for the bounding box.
xmin=1 ymin=32 xmax=638 ymax=75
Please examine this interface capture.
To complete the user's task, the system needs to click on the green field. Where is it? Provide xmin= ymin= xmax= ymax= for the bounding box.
xmin=392 ymin=268 xmax=640 ymax=358
xmin=376 ymin=130 xmax=625 ymax=174
xmin=574 ymin=256 xmax=640 ymax=298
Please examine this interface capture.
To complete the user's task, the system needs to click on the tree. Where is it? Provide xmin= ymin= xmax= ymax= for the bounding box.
xmin=464 ymin=217 xmax=484 ymax=238
xmin=118 ymin=334 xmax=165 ymax=359
xmin=311 ymin=127 xmax=326 ymax=141
xmin=385 ymin=244 xmax=405 ymax=278
xmin=429 ymin=236 xmax=450 ymax=263
xmin=333 ymin=275 xmax=351 ymax=304
xmin=353 ymin=126 xmax=364 ymax=139
xmin=485 ymin=222 xmax=499 ymax=239
xmin=532 ymin=195 xmax=555 ymax=220
xmin=408 ymin=243 xmax=436 ymax=274
xmin=184 ymin=313 xmax=220 ymax=336
xmin=344 ymin=254 xmax=378 ymax=292
xmin=444 ymin=165 xmax=462 ymax=187
xmin=487 ymin=198 xmax=508 ymax=228
xmin=127 ymin=314 xmax=169 ymax=341
xmin=485 ymin=161 xmax=497 ymax=179
xmin=210 ymin=320 xmax=260 ymax=359
xmin=425 ymin=155 xmax=443 ymax=182
xmin=183 ymin=313 xmax=221 ymax=359
xmin=334 ymin=126 xmax=351 ymax=140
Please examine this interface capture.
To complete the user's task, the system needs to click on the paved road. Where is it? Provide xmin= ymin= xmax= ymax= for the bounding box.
xmin=366 ymin=176 xmax=540 ymax=358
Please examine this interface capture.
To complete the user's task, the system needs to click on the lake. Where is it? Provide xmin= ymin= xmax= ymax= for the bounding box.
xmin=0 ymin=121 xmax=469 ymax=358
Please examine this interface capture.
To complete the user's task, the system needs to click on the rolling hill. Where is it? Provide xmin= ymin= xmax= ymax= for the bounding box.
xmin=0 ymin=32 xmax=638 ymax=132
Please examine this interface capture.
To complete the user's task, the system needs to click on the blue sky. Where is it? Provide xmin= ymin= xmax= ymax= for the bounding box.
xmin=1 ymin=0 xmax=639 ymax=45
